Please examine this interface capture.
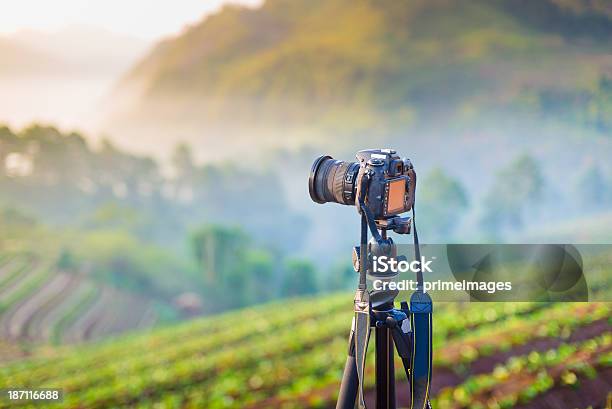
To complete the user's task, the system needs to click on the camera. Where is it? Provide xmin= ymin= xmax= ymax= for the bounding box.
xmin=309 ymin=149 xmax=416 ymax=220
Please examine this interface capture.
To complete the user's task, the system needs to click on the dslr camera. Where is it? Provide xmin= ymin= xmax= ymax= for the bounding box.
xmin=309 ymin=149 xmax=416 ymax=223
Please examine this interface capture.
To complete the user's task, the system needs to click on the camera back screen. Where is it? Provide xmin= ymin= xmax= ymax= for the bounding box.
xmin=386 ymin=179 xmax=406 ymax=214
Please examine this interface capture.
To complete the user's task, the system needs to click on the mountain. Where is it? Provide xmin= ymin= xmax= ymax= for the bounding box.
xmin=0 ymin=38 xmax=63 ymax=76
xmin=108 ymin=0 xmax=612 ymax=154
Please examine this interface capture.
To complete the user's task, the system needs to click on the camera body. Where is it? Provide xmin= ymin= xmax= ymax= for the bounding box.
xmin=309 ymin=149 xmax=416 ymax=220
xmin=355 ymin=149 xmax=416 ymax=219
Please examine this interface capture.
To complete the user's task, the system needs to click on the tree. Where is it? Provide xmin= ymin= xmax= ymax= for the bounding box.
xmin=281 ymin=259 xmax=318 ymax=297
xmin=244 ymin=250 xmax=278 ymax=304
xmin=171 ymin=142 xmax=196 ymax=180
xmin=325 ymin=261 xmax=355 ymax=292
xmin=418 ymin=168 xmax=469 ymax=240
xmin=190 ymin=225 xmax=247 ymax=283
xmin=190 ymin=225 xmax=284 ymax=309
xmin=573 ymin=163 xmax=611 ymax=209
xmin=480 ymin=154 xmax=545 ymax=234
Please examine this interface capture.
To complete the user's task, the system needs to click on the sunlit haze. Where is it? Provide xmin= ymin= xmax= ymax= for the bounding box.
xmin=0 ymin=0 xmax=262 ymax=39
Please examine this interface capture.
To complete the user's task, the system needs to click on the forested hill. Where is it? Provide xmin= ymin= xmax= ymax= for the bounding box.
xmin=112 ymin=0 xmax=612 ymax=139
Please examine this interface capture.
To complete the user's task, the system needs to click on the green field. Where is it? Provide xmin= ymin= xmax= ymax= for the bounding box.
xmin=0 ymin=1 xmax=611 ymax=408
xmin=0 ymin=292 xmax=609 ymax=409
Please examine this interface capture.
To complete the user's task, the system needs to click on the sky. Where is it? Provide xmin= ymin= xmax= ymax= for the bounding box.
xmin=0 ymin=0 xmax=262 ymax=39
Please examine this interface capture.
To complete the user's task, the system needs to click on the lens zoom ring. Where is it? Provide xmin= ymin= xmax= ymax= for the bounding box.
xmin=332 ymin=161 xmax=350 ymax=204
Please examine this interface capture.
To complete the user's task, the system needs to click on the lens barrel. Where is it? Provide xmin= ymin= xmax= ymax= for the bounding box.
xmin=309 ymin=155 xmax=359 ymax=205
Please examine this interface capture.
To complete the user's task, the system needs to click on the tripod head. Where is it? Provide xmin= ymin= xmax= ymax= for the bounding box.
xmin=352 ymin=216 xmax=412 ymax=308
xmin=376 ymin=215 xmax=411 ymax=234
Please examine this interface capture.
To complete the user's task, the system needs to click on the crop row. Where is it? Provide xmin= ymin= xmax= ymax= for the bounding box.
xmin=0 ymin=261 xmax=50 ymax=316
xmin=0 ymin=257 xmax=40 ymax=312
xmin=50 ymin=282 xmax=99 ymax=343
xmin=436 ymin=302 xmax=610 ymax=368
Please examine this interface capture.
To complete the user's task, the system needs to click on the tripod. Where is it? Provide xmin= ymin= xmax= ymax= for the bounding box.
xmin=335 ymin=209 xmax=433 ymax=409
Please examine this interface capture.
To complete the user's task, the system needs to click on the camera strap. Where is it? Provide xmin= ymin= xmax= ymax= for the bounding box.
xmin=412 ymin=207 xmax=423 ymax=289
xmin=409 ymin=206 xmax=433 ymax=409
xmin=354 ymin=175 xmax=372 ymax=409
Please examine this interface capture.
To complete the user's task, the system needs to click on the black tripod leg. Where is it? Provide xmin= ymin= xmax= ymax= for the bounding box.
xmin=392 ymin=319 xmax=433 ymax=409
xmin=336 ymin=322 xmax=358 ymax=409
xmin=391 ymin=321 xmax=412 ymax=402
xmin=375 ymin=326 xmax=396 ymax=409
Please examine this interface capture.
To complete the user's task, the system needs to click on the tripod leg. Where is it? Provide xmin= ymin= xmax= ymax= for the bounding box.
xmin=390 ymin=319 xmax=412 ymax=381
xmin=375 ymin=326 xmax=396 ymax=409
xmin=336 ymin=320 xmax=358 ymax=409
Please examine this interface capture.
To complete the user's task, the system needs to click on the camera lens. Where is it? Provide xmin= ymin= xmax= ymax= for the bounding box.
xmin=309 ymin=156 xmax=359 ymax=205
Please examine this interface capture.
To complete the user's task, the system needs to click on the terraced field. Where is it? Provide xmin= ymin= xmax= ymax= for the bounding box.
xmin=0 ymin=293 xmax=609 ymax=409
xmin=0 ymin=255 xmax=158 ymax=345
